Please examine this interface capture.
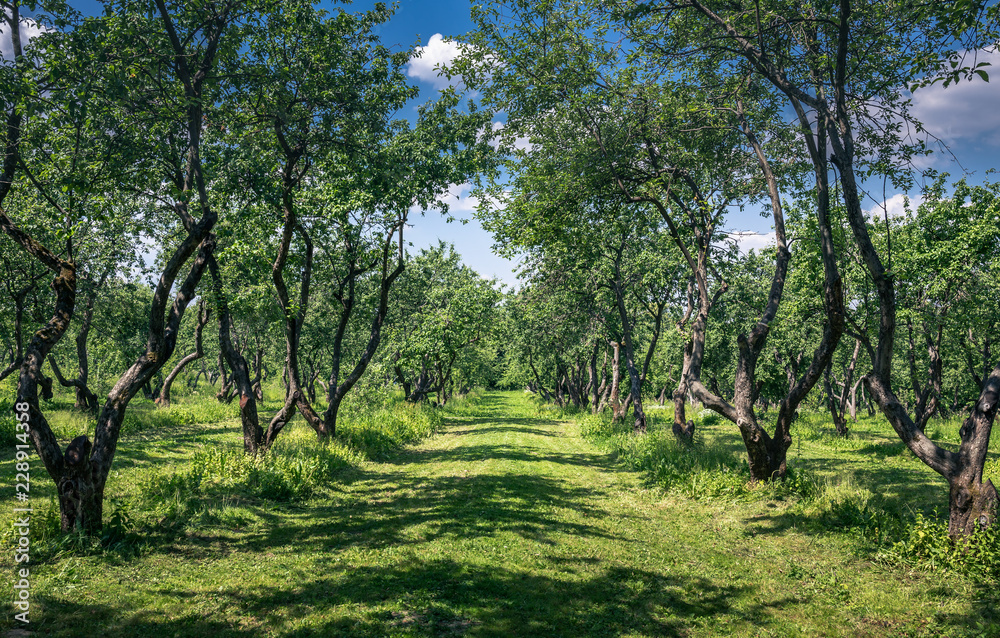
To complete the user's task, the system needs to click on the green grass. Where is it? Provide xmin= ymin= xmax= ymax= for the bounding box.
xmin=2 ymin=391 xmax=999 ymax=636
xmin=581 ymin=402 xmax=1000 ymax=585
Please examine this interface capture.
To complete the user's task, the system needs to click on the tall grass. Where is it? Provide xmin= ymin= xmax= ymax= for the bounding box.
xmin=579 ymin=409 xmax=818 ymax=501
xmin=580 ymin=403 xmax=1000 ymax=581
xmin=1 ymin=379 xmax=452 ymax=563
xmin=336 ymin=401 xmax=442 ymax=460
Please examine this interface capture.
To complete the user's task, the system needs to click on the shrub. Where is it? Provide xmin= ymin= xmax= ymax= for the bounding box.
xmin=0 ymin=396 xmax=17 ymax=447
xmin=120 ymin=401 xmax=237 ymax=436
xmin=882 ymin=512 xmax=1000 ymax=580
xmin=336 ymin=401 xmax=441 ymax=460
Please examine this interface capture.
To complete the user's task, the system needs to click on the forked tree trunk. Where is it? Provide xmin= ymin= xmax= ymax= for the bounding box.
xmin=324 ymin=227 xmax=405 ymax=436
xmin=44 ymin=280 xmax=100 ymax=414
xmin=264 ymin=183 xmax=327 ymax=445
xmin=829 ymin=80 xmax=1000 ymax=538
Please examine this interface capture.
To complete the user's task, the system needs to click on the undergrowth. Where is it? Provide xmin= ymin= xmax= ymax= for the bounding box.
xmin=579 ymin=410 xmax=819 ymax=502
xmin=2 ymin=393 xmax=447 ymax=563
xmin=335 ymin=401 xmax=442 ymax=460
xmin=580 ymin=405 xmax=1000 ymax=583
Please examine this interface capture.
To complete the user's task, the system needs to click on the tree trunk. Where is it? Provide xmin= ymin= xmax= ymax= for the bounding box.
xmin=825 ymin=363 xmax=848 ymax=437
xmin=155 ymin=300 xmax=210 ymax=408
xmin=611 ymin=266 xmax=646 ymax=432
xmin=265 ymin=186 xmax=328 ymax=445
xmin=208 ymin=255 xmax=264 ymax=455
xmin=608 ymin=341 xmax=625 ymax=423
xmin=324 ymin=227 xmax=405 ymax=437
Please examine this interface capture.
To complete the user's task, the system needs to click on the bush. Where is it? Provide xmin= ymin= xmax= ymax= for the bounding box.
xmin=0 ymin=497 xmax=141 ymax=562
xmin=192 ymin=441 xmax=362 ymax=500
xmin=137 ymin=438 xmax=363 ymax=513
xmin=120 ymin=401 xmax=236 ymax=435
xmin=882 ymin=512 xmax=1000 ymax=580
xmin=0 ymin=396 xmax=17 ymax=447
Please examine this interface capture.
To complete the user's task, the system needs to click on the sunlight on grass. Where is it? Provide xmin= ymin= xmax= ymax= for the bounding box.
xmin=2 ymin=391 xmax=999 ymax=637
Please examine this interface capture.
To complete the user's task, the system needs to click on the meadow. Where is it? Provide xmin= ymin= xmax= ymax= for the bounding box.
xmin=3 ymin=387 xmax=999 ymax=637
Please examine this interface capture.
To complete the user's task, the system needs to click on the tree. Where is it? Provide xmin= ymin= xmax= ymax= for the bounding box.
xmin=205 ymin=1 xmax=492 ymax=451
xmin=632 ymin=0 xmax=1000 ymax=534
xmin=154 ymin=299 xmax=211 ymax=407
xmin=462 ymin=0 xmax=846 ymax=479
xmin=3 ymin=0 xmax=246 ymax=532
xmin=391 ymin=243 xmax=500 ymax=406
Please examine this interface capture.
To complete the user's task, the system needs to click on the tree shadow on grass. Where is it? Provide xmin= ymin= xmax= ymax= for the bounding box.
xmin=37 ymin=559 xmax=793 ymax=637
xmin=144 ymin=467 xmax=624 ymax=562
xmin=385 ymin=443 xmax=616 ymax=469
xmin=740 ymin=458 xmax=946 ymax=534
xmin=448 ymin=424 xmax=563 ymax=437
xmin=932 ymin=581 xmax=1000 ymax=637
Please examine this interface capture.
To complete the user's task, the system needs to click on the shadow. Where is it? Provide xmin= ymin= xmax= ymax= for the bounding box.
xmin=448 ymin=424 xmax=563 ymax=437
xmin=143 ymin=467 xmax=622 ymax=561
xmin=931 ymin=581 xmax=1000 ymax=637
xmin=107 ymin=421 xmax=237 ymax=471
xmin=385 ymin=443 xmax=616 ymax=469
xmin=854 ymin=441 xmax=909 ymax=459
xmin=37 ymin=559 xmax=794 ymax=637
xmin=742 ymin=460 xmax=947 ymax=538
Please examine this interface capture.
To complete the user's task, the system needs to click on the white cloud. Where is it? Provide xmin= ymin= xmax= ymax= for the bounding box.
xmin=1 ymin=12 xmax=47 ymax=61
xmin=437 ymin=182 xmax=480 ymax=216
xmin=730 ymin=231 xmax=776 ymax=255
xmin=488 ymin=121 xmax=532 ymax=152
xmin=407 ymin=34 xmax=465 ymax=90
xmin=866 ymin=193 xmax=923 ymax=220
xmin=409 ymin=182 xmax=480 ymax=219
xmin=910 ymin=47 xmax=1000 ymax=146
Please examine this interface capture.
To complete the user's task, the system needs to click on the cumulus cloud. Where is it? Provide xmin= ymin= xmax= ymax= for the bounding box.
xmin=1 ymin=11 xmax=48 ymax=61
xmin=407 ymin=33 xmax=465 ymax=90
xmin=910 ymin=47 xmax=1000 ymax=146
xmin=437 ymin=182 xmax=480 ymax=215
xmin=488 ymin=121 xmax=532 ymax=153
xmin=409 ymin=182 xmax=480 ymax=218
xmin=730 ymin=231 xmax=776 ymax=255
xmin=866 ymin=193 xmax=923 ymax=220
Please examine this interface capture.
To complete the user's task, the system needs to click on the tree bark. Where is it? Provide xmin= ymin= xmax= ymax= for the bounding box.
xmin=324 ymin=224 xmax=406 ymax=436
xmin=208 ymin=255 xmax=264 ymax=454
xmin=608 ymin=340 xmax=625 ymax=422
xmin=155 ymin=299 xmax=211 ymax=408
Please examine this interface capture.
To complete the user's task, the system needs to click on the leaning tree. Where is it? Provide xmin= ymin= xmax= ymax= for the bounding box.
xmin=2 ymin=0 xmax=249 ymax=532
xmin=634 ymin=0 xmax=1000 ymax=534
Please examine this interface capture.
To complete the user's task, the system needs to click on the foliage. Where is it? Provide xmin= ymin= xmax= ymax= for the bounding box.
xmin=580 ymin=410 xmax=819 ymax=501
xmin=884 ymin=512 xmax=1000 ymax=581
xmin=119 ymin=400 xmax=237 ymax=436
xmin=334 ymin=400 xmax=442 ymax=461
xmin=0 ymin=395 xmax=17 ymax=447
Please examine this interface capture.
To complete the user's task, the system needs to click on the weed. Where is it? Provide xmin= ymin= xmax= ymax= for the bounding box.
xmin=120 ymin=401 xmax=237 ymax=435
xmin=882 ymin=512 xmax=1000 ymax=580
xmin=336 ymin=402 xmax=441 ymax=460
xmin=0 ymin=396 xmax=16 ymax=447
xmin=580 ymin=410 xmax=818 ymax=502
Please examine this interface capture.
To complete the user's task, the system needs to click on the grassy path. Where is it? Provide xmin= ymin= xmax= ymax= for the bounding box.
xmin=9 ymin=392 xmax=988 ymax=636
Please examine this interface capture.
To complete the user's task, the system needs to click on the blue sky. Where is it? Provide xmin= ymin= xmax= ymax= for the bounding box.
xmin=15 ymin=2 xmax=1000 ymax=283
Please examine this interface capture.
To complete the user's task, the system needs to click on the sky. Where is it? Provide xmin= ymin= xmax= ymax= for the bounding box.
xmin=12 ymin=2 xmax=1000 ymax=284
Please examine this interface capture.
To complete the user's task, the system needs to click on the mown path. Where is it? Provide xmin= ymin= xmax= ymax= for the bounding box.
xmin=25 ymin=392 xmax=980 ymax=637
xmin=212 ymin=392 xmax=945 ymax=637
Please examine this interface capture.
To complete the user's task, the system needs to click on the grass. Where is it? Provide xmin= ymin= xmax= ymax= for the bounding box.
xmin=1 ymin=390 xmax=999 ymax=636
xmin=580 ymin=401 xmax=1000 ymax=585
